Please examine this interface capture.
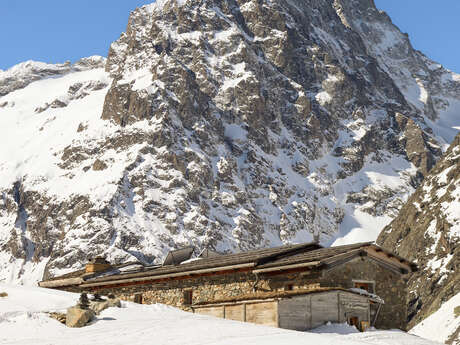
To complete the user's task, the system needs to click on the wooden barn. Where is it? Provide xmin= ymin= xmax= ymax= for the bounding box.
xmin=39 ymin=242 xmax=416 ymax=331
xmin=192 ymin=288 xmax=381 ymax=331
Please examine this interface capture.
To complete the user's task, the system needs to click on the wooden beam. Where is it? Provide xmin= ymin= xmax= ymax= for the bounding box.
xmin=364 ymin=247 xmax=412 ymax=273
xmin=38 ymin=277 xmax=83 ymax=288
xmin=320 ymin=249 xmax=363 ymax=271
xmin=252 ymin=261 xmax=321 ymax=274
xmin=366 ymin=255 xmax=408 ymax=275
xmin=320 ymin=249 xmax=363 ymax=265
xmin=320 ymin=247 xmax=410 ymax=275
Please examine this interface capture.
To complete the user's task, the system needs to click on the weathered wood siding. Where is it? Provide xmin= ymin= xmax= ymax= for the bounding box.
xmin=311 ymin=292 xmax=340 ymax=328
xmin=195 ymin=306 xmax=224 ymax=318
xmin=246 ymin=301 xmax=278 ymax=327
xmin=278 ymin=295 xmax=310 ymax=331
xmin=278 ymin=291 xmax=371 ymax=331
xmin=338 ymin=291 xmax=369 ymax=323
xmin=225 ymin=304 xmax=245 ymax=321
xmin=194 ymin=301 xmax=278 ymax=327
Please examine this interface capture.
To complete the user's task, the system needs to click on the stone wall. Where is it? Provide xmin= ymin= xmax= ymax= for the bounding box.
xmin=318 ymin=256 xmax=408 ymax=330
xmin=90 ymin=256 xmax=408 ymax=329
xmin=94 ymin=272 xmax=260 ymax=311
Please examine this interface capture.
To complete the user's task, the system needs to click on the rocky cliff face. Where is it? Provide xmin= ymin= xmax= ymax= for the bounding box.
xmin=378 ymin=133 xmax=459 ymax=337
xmin=0 ymin=0 xmax=459 ymax=283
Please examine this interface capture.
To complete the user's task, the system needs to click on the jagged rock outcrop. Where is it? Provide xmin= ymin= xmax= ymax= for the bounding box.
xmin=378 ymin=133 xmax=459 ymax=337
xmin=0 ymin=0 xmax=459 ymax=283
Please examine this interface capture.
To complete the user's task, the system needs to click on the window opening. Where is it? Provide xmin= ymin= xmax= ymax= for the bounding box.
xmin=183 ymin=290 xmax=193 ymax=305
xmin=134 ymin=293 xmax=143 ymax=304
xmin=353 ymin=281 xmax=375 ymax=294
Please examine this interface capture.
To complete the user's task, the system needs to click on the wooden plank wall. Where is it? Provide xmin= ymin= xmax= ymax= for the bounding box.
xmin=225 ymin=304 xmax=245 ymax=321
xmin=195 ymin=292 xmax=371 ymax=331
xmin=277 ymin=291 xmax=371 ymax=330
xmin=310 ymin=292 xmax=340 ymax=328
xmin=194 ymin=301 xmax=278 ymax=327
xmin=246 ymin=302 xmax=278 ymax=327
xmin=338 ymin=292 xmax=370 ymax=323
xmin=195 ymin=306 xmax=224 ymax=318
xmin=278 ymin=295 xmax=311 ymax=331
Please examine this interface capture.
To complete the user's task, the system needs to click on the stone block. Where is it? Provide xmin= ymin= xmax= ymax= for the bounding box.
xmin=107 ymin=297 xmax=121 ymax=308
xmin=89 ymin=300 xmax=110 ymax=315
xmin=66 ymin=307 xmax=95 ymax=328
xmin=89 ymin=298 xmax=121 ymax=315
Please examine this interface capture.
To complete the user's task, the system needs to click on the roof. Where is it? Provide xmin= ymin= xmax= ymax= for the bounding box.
xmin=256 ymin=242 xmax=369 ymax=268
xmin=255 ymin=242 xmax=416 ymax=271
xmin=38 ymin=241 xmax=416 ymax=289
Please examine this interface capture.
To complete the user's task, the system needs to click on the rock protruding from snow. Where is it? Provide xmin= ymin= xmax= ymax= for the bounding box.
xmin=66 ymin=307 xmax=95 ymax=328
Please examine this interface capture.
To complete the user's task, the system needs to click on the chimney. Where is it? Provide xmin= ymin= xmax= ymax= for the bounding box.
xmin=85 ymin=257 xmax=112 ymax=274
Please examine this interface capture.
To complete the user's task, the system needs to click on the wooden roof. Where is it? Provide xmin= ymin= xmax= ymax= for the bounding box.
xmin=255 ymin=242 xmax=416 ymax=272
xmin=256 ymin=242 xmax=370 ymax=268
xmin=43 ymin=242 xmax=320 ymax=284
xmin=39 ymin=241 xmax=416 ymax=289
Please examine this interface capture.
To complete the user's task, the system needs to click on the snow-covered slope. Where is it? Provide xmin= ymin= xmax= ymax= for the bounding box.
xmin=0 ymin=284 xmax=443 ymax=345
xmin=0 ymin=0 xmax=460 ymax=285
xmin=0 ymin=58 xmax=116 ymax=284
xmin=0 ymin=56 xmax=106 ymax=97
xmin=411 ymin=293 xmax=460 ymax=345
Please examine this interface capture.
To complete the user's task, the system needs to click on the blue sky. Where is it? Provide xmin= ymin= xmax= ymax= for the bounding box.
xmin=374 ymin=0 xmax=460 ymax=73
xmin=1 ymin=1 xmax=459 ymax=73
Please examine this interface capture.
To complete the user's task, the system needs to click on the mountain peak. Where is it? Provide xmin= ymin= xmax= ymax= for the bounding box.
xmin=0 ymin=0 xmax=459 ymax=295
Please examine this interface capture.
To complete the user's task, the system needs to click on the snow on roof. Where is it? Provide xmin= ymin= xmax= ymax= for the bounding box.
xmin=349 ymin=288 xmax=385 ymax=304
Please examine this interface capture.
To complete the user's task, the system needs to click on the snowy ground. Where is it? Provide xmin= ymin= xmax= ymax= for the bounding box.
xmin=0 ymin=284 xmax=442 ymax=345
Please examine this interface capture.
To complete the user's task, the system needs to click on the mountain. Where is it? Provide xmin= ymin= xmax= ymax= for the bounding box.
xmin=0 ymin=0 xmax=459 ymax=284
xmin=378 ymin=132 xmax=459 ymax=342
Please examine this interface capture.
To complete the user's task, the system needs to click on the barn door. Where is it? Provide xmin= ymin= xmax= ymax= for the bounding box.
xmin=348 ymin=316 xmax=359 ymax=329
